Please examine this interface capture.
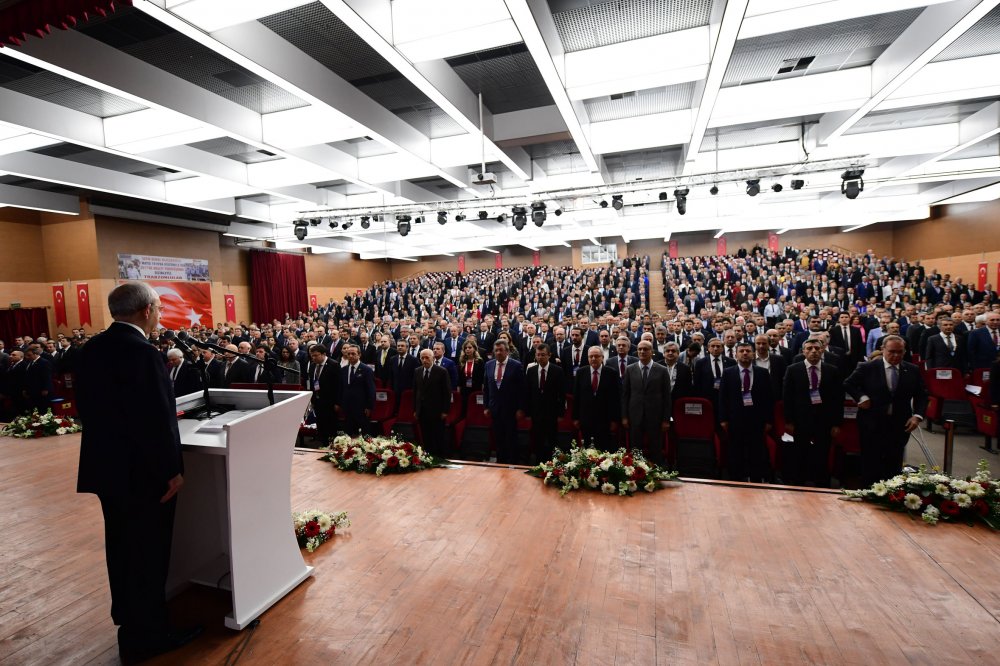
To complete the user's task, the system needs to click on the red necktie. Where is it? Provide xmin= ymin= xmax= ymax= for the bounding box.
xmin=574 ymin=348 xmax=580 ymax=365
xmin=592 ymin=369 xmax=599 ymax=393
xmin=994 ymin=330 xmax=999 ymax=347
xmin=540 ymin=367 xmax=546 ymax=389
xmin=497 ymin=362 xmax=504 ymax=383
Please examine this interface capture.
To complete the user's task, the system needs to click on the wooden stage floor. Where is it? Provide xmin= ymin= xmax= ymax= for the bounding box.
xmin=3 ymin=435 xmax=1000 ymax=665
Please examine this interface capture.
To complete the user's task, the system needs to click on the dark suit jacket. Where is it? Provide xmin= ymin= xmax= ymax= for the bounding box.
xmin=374 ymin=347 xmax=397 ymax=383
xmin=523 ymin=362 xmax=566 ymax=422
xmin=413 ymin=363 xmax=451 ymax=419
xmin=483 ymin=358 xmax=524 ymax=420
xmin=220 ymin=358 xmax=254 ymax=388
xmin=718 ymin=364 xmax=774 ymax=427
xmin=572 ymin=365 xmax=621 ymax=428
xmin=844 ymin=359 xmax=928 ymax=426
xmin=305 ymin=360 xmax=340 ymax=412
xmin=693 ymin=354 xmax=736 ymax=400
xmin=441 ymin=335 xmax=465 ymax=360
xmin=197 ymin=357 xmax=224 ymax=388
xmin=358 ymin=343 xmax=378 ymax=366
xmin=967 ymin=327 xmax=999 ymax=369
xmin=339 ymin=363 xmax=376 ymax=419
xmin=622 ymin=362 xmax=671 ymax=427
xmin=23 ymin=357 xmax=54 ymax=401
xmin=437 ymin=357 xmax=459 ymax=388
xmin=171 ymin=361 xmax=203 ymax=397
xmin=829 ymin=325 xmax=865 ymax=365
xmin=605 ymin=354 xmax=639 ymax=383
xmin=76 ymin=322 xmax=182 ymax=501
xmin=663 ymin=362 xmax=693 ymax=399
xmin=925 ymin=334 xmax=967 ymax=372
xmin=755 ymin=354 xmax=787 ymax=396
xmin=782 ymin=361 xmax=843 ymax=433
xmin=458 ymin=357 xmax=485 ymax=393
xmin=390 ymin=354 xmax=420 ymax=395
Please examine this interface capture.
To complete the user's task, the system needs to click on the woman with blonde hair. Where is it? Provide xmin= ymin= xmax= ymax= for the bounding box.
xmin=458 ymin=338 xmax=485 ymax=414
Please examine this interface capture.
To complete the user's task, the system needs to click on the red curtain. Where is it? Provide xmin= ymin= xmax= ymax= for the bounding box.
xmin=249 ymin=250 xmax=308 ymax=324
xmin=0 ymin=308 xmax=49 ymax=345
xmin=0 ymin=0 xmax=130 ymax=48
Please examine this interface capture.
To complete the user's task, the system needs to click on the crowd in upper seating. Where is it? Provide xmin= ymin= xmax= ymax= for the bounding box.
xmin=3 ymin=246 xmax=1000 ymax=487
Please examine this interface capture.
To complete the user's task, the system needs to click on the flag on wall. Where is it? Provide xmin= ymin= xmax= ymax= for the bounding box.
xmin=716 ymin=236 xmax=727 ymax=257
xmin=457 ymin=255 xmax=465 ymax=272
xmin=978 ymin=262 xmax=988 ymax=290
xmin=495 ymin=253 xmax=503 ymax=269
xmin=309 ymin=294 xmax=318 ymax=311
xmin=668 ymin=239 xmax=678 ymax=259
xmin=532 ymin=250 xmax=540 ymax=267
xmin=52 ymin=285 xmax=67 ymax=327
xmin=768 ymin=232 xmax=779 ymax=252
xmin=76 ymin=283 xmax=91 ymax=326
xmin=147 ymin=281 xmax=212 ymax=330
xmin=225 ymin=294 xmax=237 ymax=323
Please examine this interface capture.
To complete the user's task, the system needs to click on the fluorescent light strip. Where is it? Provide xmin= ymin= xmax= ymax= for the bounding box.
xmin=480 ymin=248 xmax=500 ymax=254
xmin=714 ymin=229 xmax=725 ymax=238
xmin=842 ymin=222 xmax=876 ymax=233
xmin=663 ymin=232 xmax=671 ymax=242
xmin=776 ymin=228 xmax=790 ymax=235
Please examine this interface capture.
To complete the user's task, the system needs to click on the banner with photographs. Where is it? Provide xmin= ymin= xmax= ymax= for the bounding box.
xmin=117 ymin=253 xmax=210 ymax=282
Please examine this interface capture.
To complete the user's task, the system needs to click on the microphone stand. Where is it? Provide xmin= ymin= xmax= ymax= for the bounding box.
xmin=191 ymin=340 xmax=300 ymax=407
xmin=169 ymin=336 xmax=216 ymax=419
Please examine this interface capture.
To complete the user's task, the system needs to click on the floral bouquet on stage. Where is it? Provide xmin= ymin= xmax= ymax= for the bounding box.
xmin=1 ymin=409 xmax=81 ymax=439
xmin=293 ymin=509 xmax=350 ymax=553
xmin=843 ymin=461 xmax=1000 ymax=528
xmin=320 ymin=434 xmax=446 ymax=476
xmin=527 ymin=446 xmax=679 ymax=497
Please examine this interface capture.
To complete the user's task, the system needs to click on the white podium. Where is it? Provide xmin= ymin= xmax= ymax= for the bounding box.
xmin=167 ymin=388 xmax=313 ymax=630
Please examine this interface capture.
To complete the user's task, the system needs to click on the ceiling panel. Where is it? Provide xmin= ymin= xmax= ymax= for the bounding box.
xmin=941 ymin=134 xmax=999 ymax=161
xmin=447 ymin=44 xmax=555 ymax=114
xmin=602 ymin=146 xmax=682 ymax=181
xmin=78 ymin=8 xmax=309 ymax=114
xmin=933 ymin=4 xmax=1000 ymax=62
xmin=847 ymin=99 xmax=995 ymax=135
xmin=188 ymin=137 xmax=284 ymax=163
xmin=549 ymin=0 xmax=712 ymax=53
xmin=583 ymin=81 xmax=695 ymax=123
xmin=723 ymin=8 xmax=922 ymax=87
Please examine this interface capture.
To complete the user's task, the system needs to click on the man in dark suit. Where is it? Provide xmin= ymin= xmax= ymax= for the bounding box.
xmin=357 ymin=333 xmax=377 ymax=366
xmin=441 ymin=326 xmax=465 ymax=361
xmin=374 ymin=335 xmax=397 ymax=384
xmin=605 ymin=336 xmax=638 ymax=384
xmin=573 ymin=346 xmax=621 ymax=450
xmin=782 ymin=339 xmax=843 ymax=487
xmin=1 ymin=350 xmax=26 ymax=419
xmin=306 ymin=344 xmax=339 ymax=442
xmin=719 ymin=342 xmax=775 ymax=482
xmin=166 ymin=348 xmax=203 ymax=397
xmin=76 ymin=283 xmax=201 ymax=663
xmin=924 ymin=316 xmax=967 ymax=372
xmin=523 ymin=345 xmax=565 ymax=463
xmin=432 ymin=341 xmax=460 ymax=389
xmin=483 ymin=340 xmax=525 ymax=464
xmin=693 ymin=338 xmax=735 ymax=418
xmin=967 ymin=311 xmax=1000 ymax=369
xmin=219 ymin=345 xmax=253 ymax=388
xmin=390 ymin=339 xmax=420 ymax=405
xmin=844 ymin=335 xmax=929 ymax=487
xmin=337 ymin=344 xmax=376 ymax=436
xmin=413 ymin=349 xmax=451 ymax=456
xmin=22 ymin=345 xmax=54 ymax=414
xmin=621 ymin=341 xmax=671 ymax=464
xmin=195 ymin=348 xmax=224 ymax=389
xmin=829 ymin=312 xmax=865 ymax=373
xmin=661 ymin=342 xmax=692 ymax=399
xmin=753 ymin=334 xmax=787 ymax=397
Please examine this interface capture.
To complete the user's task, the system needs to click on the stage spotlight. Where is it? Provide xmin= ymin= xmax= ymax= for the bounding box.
xmin=710 ymin=184 xmax=719 ymax=196
xmin=341 ymin=220 xmax=353 ymax=230
xmin=360 ymin=216 xmax=371 ymax=229
xmin=611 ymin=195 xmax=624 ymax=211
xmin=512 ymin=206 xmax=527 ymax=231
xmin=478 ymin=211 xmax=489 ymax=220
xmin=674 ymin=188 xmax=689 ymax=216
xmin=746 ymin=180 xmax=761 ymax=197
xmin=771 ymin=183 xmax=783 ymax=193
xmin=328 ymin=220 xmax=339 ymax=229
xmin=455 ymin=214 xmax=466 ymax=222
xmin=437 ymin=211 xmax=448 ymax=225
xmin=294 ymin=224 xmax=307 ymax=241
xmin=841 ymin=169 xmax=865 ymax=199
xmin=496 ymin=213 xmax=507 ymax=223
xmin=414 ymin=216 xmax=424 ymax=224
xmin=554 ymin=208 xmax=562 ymax=216
xmin=396 ymin=215 xmax=411 ymax=237
xmin=309 ymin=218 xmax=321 ymax=226
xmin=790 ymin=179 xmax=804 ymax=190
xmin=599 ymin=199 xmax=609 ymax=208
xmin=531 ymin=201 xmax=547 ymax=227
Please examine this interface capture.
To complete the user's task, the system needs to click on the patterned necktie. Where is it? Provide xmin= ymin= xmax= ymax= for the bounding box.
xmin=945 ymin=335 xmax=953 ymax=352
xmin=497 ymin=362 xmax=504 ymax=383
xmin=575 ymin=348 xmax=581 ymax=365
xmin=889 ymin=365 xmax=898 ymax=393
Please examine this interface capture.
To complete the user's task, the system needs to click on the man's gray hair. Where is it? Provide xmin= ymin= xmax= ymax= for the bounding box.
xmin=108 ymin=282 xmax=158 ymax=318
xmin=167 ymin=348 xmax=184 ymax=360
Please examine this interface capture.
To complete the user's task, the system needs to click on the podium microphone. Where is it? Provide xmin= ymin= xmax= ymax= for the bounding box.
xmin=162 ymin=330 xmax=194 ymax=355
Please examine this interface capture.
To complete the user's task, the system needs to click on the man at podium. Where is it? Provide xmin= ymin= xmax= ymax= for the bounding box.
xmin=76 ymin=282 xmax=203 ymax=663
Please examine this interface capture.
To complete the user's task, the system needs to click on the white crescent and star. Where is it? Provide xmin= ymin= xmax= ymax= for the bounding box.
xmin=78 ymin=289 xmax=87 ymax=301
xmin=153 ymin=286 xmax=182 ymax=300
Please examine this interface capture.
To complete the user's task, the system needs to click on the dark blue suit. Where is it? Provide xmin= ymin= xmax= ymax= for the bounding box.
xmin=339 ymin=363 xmax=376 ymax=436
xmin=437 ymin=357 xmax=459 ymax=389
xmin=967 ymin=327 xmax=1000 ymax=369
xmin=719 ymin=364 xmax=774 ymax=481
xmin=482 ymin=358 xmax=525 ymax=463
xmin=441 ymin=335 xmax=465 ymax=360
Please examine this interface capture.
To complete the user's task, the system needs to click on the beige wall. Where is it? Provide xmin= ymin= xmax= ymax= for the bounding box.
xmin=893 ymin=199 xmax=1000 ymax=284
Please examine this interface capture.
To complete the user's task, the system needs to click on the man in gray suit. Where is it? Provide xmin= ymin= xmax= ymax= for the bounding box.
xmin=621 ymin=340 xmax=672 ymax=465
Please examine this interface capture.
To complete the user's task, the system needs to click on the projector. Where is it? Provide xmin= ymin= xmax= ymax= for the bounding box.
xmin=473 ymin=172 xmax=497 ymax=186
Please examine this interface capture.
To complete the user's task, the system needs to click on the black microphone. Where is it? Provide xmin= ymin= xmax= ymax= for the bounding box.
xmin=162 ymin=330 xmax=194 ymax=355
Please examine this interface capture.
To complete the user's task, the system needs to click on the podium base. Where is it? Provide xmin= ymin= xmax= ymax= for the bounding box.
xmin=224 ymin=566 xmax=314 ymax=630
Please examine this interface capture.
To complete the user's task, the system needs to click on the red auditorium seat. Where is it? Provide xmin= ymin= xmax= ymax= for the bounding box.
xmin=368 ymin=387 xmax=395 ymax=433
xmin=830 ymin=401 xmax=861 ymax=487
xmin=454 ymin=391 xmax=492 ymax=461
xmin=670 ymin=397 xmax=720 ymax=478
xmin=923 ymin=367 xmax=975 ymax=430
xmin=383 ymin=389 xmax=417 ymax=442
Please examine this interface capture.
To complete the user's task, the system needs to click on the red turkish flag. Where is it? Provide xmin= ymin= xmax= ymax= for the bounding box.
xmin=768 ymin=232 xmax=779 ymax=252
xmin=224 ymin=293 xmax=236 ymax=322
xmin=668 ymin=240 xmax=678 ymax=259
xmin=146 ymin=281 xmax=213 ymax=330
xmin=978 ymin=262 xmax=988 ymax=291
xmin=494 ymin=253 xmax=502 ymax=269
xmin=716 ymin=236 xmax=727 ymax=257
xmin=532 ymin=250 xmax=540 ymax=267
xmin=52 ymin=285 xmax=67 ymax=327
xmin=457 ymin=255 xmax=465 ymax=272
xmin=309 ymin=294 xmax=318 ymax=310
xmin=76 ymin=283 xmax=91 ymax=326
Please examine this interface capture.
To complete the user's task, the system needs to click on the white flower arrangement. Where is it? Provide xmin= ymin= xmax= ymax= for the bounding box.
xmin=528 ymin=445 xmax=679 ymax=497
xmin=292 ymin=509 xmax=350 ymax=553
